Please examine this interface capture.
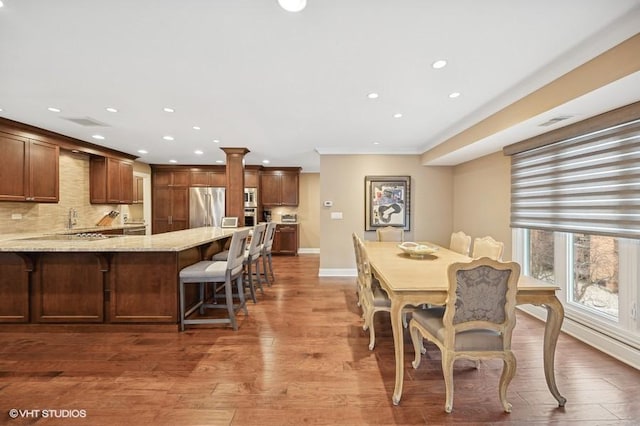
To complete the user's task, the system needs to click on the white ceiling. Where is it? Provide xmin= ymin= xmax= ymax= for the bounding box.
xmin=1 ymin=0 xmax=639 ymax=172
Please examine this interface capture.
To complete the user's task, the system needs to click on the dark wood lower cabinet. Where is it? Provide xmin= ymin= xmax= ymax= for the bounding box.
xmin=32 ymin=253 xmax=107 ymax=323
xmin=0 ymin=238 xmax=229 ymax=326
xmin=109 ymin=251 xmax=198 ymax=323
xmin=273 ymin=224 xmax=299 ymax=255
xmin=0 ymin=253 xmax=32 ymax=323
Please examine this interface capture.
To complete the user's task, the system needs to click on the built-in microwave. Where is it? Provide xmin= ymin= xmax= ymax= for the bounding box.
xmin=244 ymin=188 xmax=257 ymax=207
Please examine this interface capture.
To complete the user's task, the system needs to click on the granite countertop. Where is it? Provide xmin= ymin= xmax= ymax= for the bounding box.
xmin=0 ymin=227 xmax=244 ymax=253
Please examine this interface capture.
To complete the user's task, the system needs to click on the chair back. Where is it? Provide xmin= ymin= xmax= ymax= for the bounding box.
xmin=352 ymin=233 xmax=364 ymax=284
xmin=357 ymin=239 xmax=375 ymax=291
xmin=247 ymin=223 xmax=267 ymax=261
xmin=472 ymin=236 xmax=504 ymax=260
xmin=376 ymin=226 xmax=404 ymax=242
xmin=227 ymin=228 xmax=251 ymax=276
xmin=444 ymin=257 xmax=520 ymax=349
xmin=449 ymin=231 xmax=471 ymax=256
xmin=262 ymin=222 xmax=277 ymax=254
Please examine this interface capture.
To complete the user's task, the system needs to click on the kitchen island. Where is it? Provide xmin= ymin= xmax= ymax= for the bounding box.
xmin=0 ymin=227 xmax=240 ymax=325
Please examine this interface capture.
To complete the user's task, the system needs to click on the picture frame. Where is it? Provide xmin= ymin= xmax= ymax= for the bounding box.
xmin=364 ymin=175 xmax=410 ymax=231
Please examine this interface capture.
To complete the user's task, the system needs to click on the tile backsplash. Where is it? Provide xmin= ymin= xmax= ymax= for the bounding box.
xmin=0 ymin=151 xmax=128 ymax=234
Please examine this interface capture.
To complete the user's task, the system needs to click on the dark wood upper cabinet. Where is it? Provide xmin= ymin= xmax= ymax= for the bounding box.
xmin=0 ymin=132 xmax=59 ymax=202
xmin=190 ymin=169 xmax=225 ymax=187
xmin=133 ymin=176 xmax=144 ymax=204
xmin=90 ymin=156 xmax=134 ymax=204
xmin=260 ymin=168 xmax=300 ymax=206
xmin=244 ymin=168 xmax=259 ymax=188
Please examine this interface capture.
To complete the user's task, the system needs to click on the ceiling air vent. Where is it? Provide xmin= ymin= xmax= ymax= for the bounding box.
xmin=538 ymin=115 xmax=573 ymax=127
xmin=62 ymin=116 xmax=110 ymax=127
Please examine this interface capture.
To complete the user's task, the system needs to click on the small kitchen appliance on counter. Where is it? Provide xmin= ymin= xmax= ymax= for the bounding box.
xmin=281 ymin=214 xmax=297 ymax=223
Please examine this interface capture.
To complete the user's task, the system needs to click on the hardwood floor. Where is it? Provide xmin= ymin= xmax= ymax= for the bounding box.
xmin=1 ymin=254 xmax=639 ymax=425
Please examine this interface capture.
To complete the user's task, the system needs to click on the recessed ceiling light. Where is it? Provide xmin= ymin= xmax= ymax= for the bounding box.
xmin=215 ymin=160 xmax=224 ymax=164
xmin=278 ymin=0 xmax=307 ymax=12
xmin=194 ymin=150 xmax=204 ymax=155
xmin=163 ymin=135 xmax=174 ymax=141
xmin=71 ymin=149 xmax=80 ymax=153
xmin=262 ymin=160 xmax=270 ymax=164
xmin=393 ymin=113 xmax=403 ymax=118
xmin=192 ymin=126 xmax=201 ymax=130
xmin=0 ymin=2 xmax=4 ymax=8
xmin=367 ymin=92 xmax=379 ymax=99
xmin=47 ymin=107 xmax=61 ymax=113
xmin=432 ymin=60 xmax=447 ymax=69
xmin=373 ymin=141 xmax=380 ymax=145
xmin=169 ymin=159 xmax=177 ymax=163
xmin=163 ymin=107 xmax=175 ymax=113
xmin=92 ymin=134 xmax=105 ymax=140
xmin=0 ymin=108 xmax=3 ymax=112
xmin=213 ymin=139 xmax=220 ymax=143
xmin=137 ymin=149 xmax=148 ymax=154
xmin=105 ymin=107 xmax=118 ymax=113
xmin=449 ymin=92 xmax=461 ymax=99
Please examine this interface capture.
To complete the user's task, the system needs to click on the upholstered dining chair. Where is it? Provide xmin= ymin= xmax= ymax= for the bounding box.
xmin=409 ymin=257 xmax=521 ymax=413
xmin=376 ymin=226 xmax=404 ymax=242
xmin=449 ymin=231 xmax=472 ymax=256
xmin=356 ymin=237 xmax=393 ymax=350
xmin=352 ymin=232 xmax=365 ymax=309
xmin=472 ymin=236 xmax=504 ymax=261
xmin=179 ymin=228 xmax=251 ymax=331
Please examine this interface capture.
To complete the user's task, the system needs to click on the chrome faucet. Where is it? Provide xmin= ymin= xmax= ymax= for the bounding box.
xmin=67 ymin=208 xmax=78 ymax=229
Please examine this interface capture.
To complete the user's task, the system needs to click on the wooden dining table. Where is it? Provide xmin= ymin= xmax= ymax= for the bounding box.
xmin=363 ymin=240 xmax=567 ymax=407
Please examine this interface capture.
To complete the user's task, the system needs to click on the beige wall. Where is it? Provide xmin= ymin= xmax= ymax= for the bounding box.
xmin=319 ymin=155 xmax=453 ymax=271
xmin=298 ymin=173 xmax=320 ymax=250
xmin=0 ymin=151 xmax=141 ymax=234
xmin=452 ymin=151 xmax=512 ymax=260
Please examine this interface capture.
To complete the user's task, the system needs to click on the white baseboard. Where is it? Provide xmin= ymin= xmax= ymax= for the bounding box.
xmin=298 ymin=248 xmax=320 ymax=254
xmin=518 ymin=305 xmax=640 ymax=370
xmin=318 ymin=268 xmax=357 ymax=277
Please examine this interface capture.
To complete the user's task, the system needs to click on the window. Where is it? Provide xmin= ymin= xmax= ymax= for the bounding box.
xmin=570 ymin=234 xmax=618 ymax=319
xmin=507 ymin=103 xmax=640 ymax=365
xmin=518 ymin=228 xmax=639 ymax=353
xmin=527 ymin=229 xmax=555 ymax=283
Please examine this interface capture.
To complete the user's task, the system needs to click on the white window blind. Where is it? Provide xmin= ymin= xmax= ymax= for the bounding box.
xmin=510 ymin=117 xmax=640 ymax=239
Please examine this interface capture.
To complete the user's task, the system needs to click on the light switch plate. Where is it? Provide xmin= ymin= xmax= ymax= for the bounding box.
xmin=11 ymin=213 xmax=22 ymax=220
xmin=330 ymin=212 xmax=343 ymax=220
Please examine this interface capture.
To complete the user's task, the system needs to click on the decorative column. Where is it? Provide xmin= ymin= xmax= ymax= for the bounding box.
xmin=221 ymin=147 xmax=250 ymax=226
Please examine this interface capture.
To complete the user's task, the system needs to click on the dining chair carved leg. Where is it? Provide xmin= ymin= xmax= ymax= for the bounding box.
xmin=367 ymin=312 xmax=377 ymax=350
xmin=499 ymin=353 xmax=517 ymax=413
xmin=410 ymin=327 xmax=424 ymax=369
xmin=442 ymin=351 xmax=455 ymax=413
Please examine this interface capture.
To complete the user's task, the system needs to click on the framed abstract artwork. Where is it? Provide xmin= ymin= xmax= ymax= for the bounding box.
xmin=364 ymin=175 xmax=410 ymax=231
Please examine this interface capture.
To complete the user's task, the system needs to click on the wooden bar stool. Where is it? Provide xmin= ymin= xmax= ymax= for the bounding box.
xmin=179 ymin=228 xmax=250 ymax=331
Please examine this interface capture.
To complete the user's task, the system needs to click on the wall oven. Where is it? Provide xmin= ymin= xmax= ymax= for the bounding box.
xmin=244 ymin=188 xmax=257 ymax=207
xmin=244 ymin=207 xmax=257 ymax=227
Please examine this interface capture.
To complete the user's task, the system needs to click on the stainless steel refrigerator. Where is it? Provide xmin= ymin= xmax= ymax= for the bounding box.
xmin=189 ymin=187 xmax=225 ymax=228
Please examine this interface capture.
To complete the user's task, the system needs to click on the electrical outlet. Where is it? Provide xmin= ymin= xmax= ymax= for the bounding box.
xmin=11 ymin=213 xmax=22 ymax=220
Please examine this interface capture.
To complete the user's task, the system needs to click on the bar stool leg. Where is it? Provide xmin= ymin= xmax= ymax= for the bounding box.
xmin=236 ymin=274 xmax=248 ymax=315
xmin=224 ymin=277 xmax=238 ymax=331
xmin=245 ymin=261 xmax=257 ymax=303
xmin=179 ymin=278 xmax=186 ymax=332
